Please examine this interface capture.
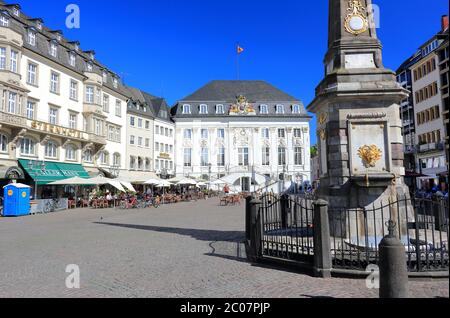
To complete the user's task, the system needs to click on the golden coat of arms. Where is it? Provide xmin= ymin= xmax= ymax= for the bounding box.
xmin=229 ymin=95 xmax=256 ymax=116
xmin=344 ymin=0 xmax=369 ymax=35
xmin=358 ymin=145 xmax=383 ymax=168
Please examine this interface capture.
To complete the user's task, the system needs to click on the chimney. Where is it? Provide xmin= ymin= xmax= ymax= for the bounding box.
xmin=442 ymin=15 xmax=449 ymax=31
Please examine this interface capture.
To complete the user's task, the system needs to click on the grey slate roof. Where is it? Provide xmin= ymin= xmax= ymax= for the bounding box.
xmin=180 ymin=80 xmax=299 ymax=102
xmin=173 ymin=80 xmax=309 ymax=119
xmin=126 ymin=86 xmax=172 ymax=123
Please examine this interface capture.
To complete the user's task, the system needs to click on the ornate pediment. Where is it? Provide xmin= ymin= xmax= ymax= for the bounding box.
xmin=233 ymin=128 xmax=250 ymax=147
xmin=229 ymin=95 xmax=256 ymax=116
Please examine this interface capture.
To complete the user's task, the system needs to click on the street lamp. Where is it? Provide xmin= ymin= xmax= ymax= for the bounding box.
xmin=28 ymin=160 xmax=46 ymax=200
xmin=208 ymin=163 xmax=212 ymax=191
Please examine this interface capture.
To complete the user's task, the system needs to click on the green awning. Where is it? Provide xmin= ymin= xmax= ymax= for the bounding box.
xmin=18 ymin=160 xmax=90 ymax=185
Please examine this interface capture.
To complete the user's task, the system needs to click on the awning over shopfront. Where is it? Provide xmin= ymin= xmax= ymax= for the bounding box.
xmin=18 ymin=160 xmax=90 ymax=185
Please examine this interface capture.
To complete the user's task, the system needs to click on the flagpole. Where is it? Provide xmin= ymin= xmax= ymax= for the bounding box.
xmin=236 ymin=43 xmax=240 ymax=80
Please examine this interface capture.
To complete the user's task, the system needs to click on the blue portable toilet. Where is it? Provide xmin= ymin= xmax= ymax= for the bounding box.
xmin=3 ymin=183 xmax=31 ymax=217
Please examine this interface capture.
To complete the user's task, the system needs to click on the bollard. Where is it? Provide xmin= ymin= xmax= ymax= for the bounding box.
xmin=248 ymin=197 xmax=262 ymax=262
xmin=313 ymin=199 xmax=332 ymax=278
xmin=379 ymin=220 xmax=409 ymax=298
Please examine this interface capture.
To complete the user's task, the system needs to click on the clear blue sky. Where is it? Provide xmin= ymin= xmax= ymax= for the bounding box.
xmin=18 ymin=0 xmax=449 ymax=145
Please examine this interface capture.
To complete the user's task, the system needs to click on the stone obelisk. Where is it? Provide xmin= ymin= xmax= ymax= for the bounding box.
xmin=307 ymin=0 xmax=412 ymax=239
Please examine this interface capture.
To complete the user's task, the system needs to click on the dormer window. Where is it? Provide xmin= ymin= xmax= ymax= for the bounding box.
xmin=56 ymin=34 xmax=62 ymax=41
xmin=276 ymin=104 xmax=285 ymax=114
xmin=49 ymin=41 xmax=58 ymax=57
xmin=292 ymin=104 xmax=300 ymax=114
xmin=160 ymin=110 xmax=168 ymax=118
xmin=27 ymin=30 xmax=36 ymax=46
xmin=182 ymin=104 xmax=191 ymax=114
xmin=102 ymin=71 xmax=108 ymax=83
xmin=113 ymin=77 xmax=118 ymax=88
xmin=216 ymin=104 xmax=225 ymax=114
xmin=12 ymin=7 xmax=20 ymax=17
xmin=86 ymin=61 xmax=93 ymax=72
xmin=37 ymin=21 xmax=42 ymax=30
xmin=69 ymin=52 xmax=76 ymax=66
xmin=74 ymin=43 xmax=79 ymax=51
xmin=260 ymin=104 xmax=269 ymax=114
xmin=0 ymin=14 xmax=9 ymax=27
xmin=199 ymin=104 xmax=208 ymax=114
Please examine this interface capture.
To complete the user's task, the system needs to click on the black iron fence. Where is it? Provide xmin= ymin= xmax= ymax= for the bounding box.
xmin=259 ymin=194 xmax=315 ymax=263
xmin=246 ymin=193 xmax=449 ymax=275
xmin=330 ymin=195 xmax=449 ymax=272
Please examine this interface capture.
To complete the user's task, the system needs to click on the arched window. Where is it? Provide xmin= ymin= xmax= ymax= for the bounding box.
xmin=45 ymin=141 xmax=58 ymax=158
xmin=0 ymin=133 xmax=8 ymax=152
xmin=83 ymin=149 xmax=93 ymax=163
xmin=20 ymin=137 xmax=36 ymax=155
xmin=66 ymin=144 xmax=77 ymax=161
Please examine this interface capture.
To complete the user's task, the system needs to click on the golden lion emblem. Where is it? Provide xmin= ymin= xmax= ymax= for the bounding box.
xmin=358 ymin=145 xmax=382 ymax=168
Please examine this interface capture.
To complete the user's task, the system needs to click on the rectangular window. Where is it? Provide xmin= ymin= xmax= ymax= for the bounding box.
xmin=262 ymin=128 xmax=270 ymax=139
xmin=182 ymin=104 xmax=191 ymax=114
xmin=103 ymin=95 xmax=109 ymax=112
xmin=294 ymin=147 xmax=303 ymax=165
xmin=27 ymin=63 xmax=37 ymax=85
xmin=70 ymin=80 xmax=78 ymax=100
xmin=201 ymin=129 xmax=208 ymax=139
xmin=115 ymin=100 xmax=121 ymax=117
xmin=201 ymin=148 xmax=209 ymax=167
xmin=260 ymin=104 xmax=268 ymax=114
xmin=50 ymin=72 xmax=59 ymax=94
xmin=184 ymin=148 xmax=192 ymax=167
xmin=26 ymin=101 xmax=35 ymax=120
xmin=49 ymin=108 xmax=58 ymax=125
xmin=216 ymin=104 xmax=224 ymax=114
xmin=94 ymin=118 xmax=102 ymax=136
xmin=145 ymin=121 xmax=150 ymax=129
xmin=50 ymin=42 xmax=58 ymax=57
xmin=138 ymin=137 xmax=143 ymax=146
xmin=0 ymin=47 xmax=6 ymax=69
xmin=130 ymin=116 xmax=135 ymax=127
xmin=278 ymin=147 xmax=286 ymax=166
xmin=0 ymin=15 xmax=9 ymax=27
xmin=262 ymin=147 xmax=270 ymax=166
xmin=276 ymin=105 xmax=285 ymax=114
xmin=69 ymin=113 xmax=77 ymax=129
xmin=69 ymin=53 xmax=76 ymax=67
xmin=184 ymin=129 xmax=192 ymax=139
xmin=7 ymin=92 xmax=17 ymax=114
xmin=217 ymin=148 xmax=225 ymax=166
xmin=108 ymin=126 xmax=115 ymax=141
xmin=292 ymin=104 xmax=300 ymax=114
xmin=145 ymin=138 xmax=150 ymax=148
xmin=115 ymin=128 xmax=121 ymax=142
xmin=85 ymin=86 xmax=94 ymax=103
xmin=238 ymin=147 xmax=249 ymax=166
xmin=217 ymin=129 xmax=225 ymax=139
xmin=278 ymin=129 xmax=286 ymax=138
xmin=294 ymin=128 xmax=302 ymax=138
xmin=138 ymin=118 xmax=143 ymax=128
xmin=10 ymin=50 xmax=18 ymax=73
xmin=165 ymin=128 xmax=169 ymax=136
xmin=130 ymin=135 xmax=135 ymax=145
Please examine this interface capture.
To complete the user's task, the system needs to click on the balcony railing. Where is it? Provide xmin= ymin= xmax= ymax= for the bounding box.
xmin=87 ymin=133 xmax=107 ymax=145
xmin=418 ymin=142 xmax=445 ymax=153
xmin=0 ymin=111 xmax=27 ymax=126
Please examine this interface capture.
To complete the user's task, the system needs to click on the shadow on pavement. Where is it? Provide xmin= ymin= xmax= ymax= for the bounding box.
xmin=94 ymin=222 xmax=245 ymax=242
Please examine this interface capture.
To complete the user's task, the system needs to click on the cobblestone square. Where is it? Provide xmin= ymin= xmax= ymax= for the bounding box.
xmin=0 ymin=199 xmax=448 ymax=298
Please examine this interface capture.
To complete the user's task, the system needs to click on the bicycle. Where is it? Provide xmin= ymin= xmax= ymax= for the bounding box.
xmin=138 ymin=196 xmax=161 ymax=209
xmin=43 ymin=198 xmax=60 ymax=214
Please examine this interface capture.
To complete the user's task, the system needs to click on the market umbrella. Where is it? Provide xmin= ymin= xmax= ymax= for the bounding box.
xmin=156 ymin=180 xmax=172 ymax=204
xmin=177 ymin=179 xmax=198 ymax=186
xmin=48 ymin=176 xmax=96 ymax=186
xmin=144 ymin=178 xmax=162 ymax=185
